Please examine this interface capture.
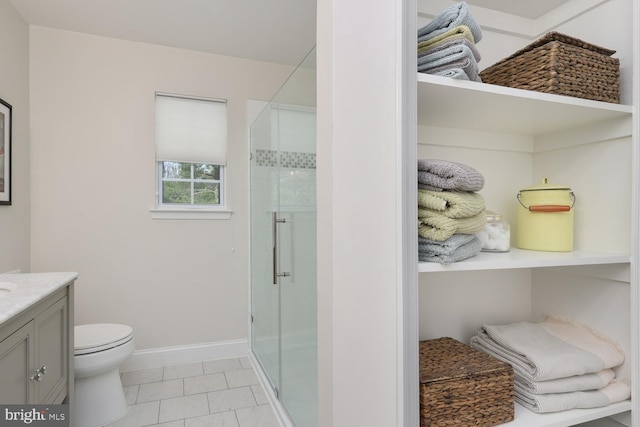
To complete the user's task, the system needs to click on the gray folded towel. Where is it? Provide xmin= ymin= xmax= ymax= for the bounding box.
xmin=418 ymin=1 xmax=482 ymax=44
xmin=417 ymin=159 xmax=484 ymax=192
xmin=418 ymin=234 xmax=482 ymax=264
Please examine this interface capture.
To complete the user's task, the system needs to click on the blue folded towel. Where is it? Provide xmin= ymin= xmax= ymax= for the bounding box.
xmin=418 ymin=1 xmax=482 ymax=44
xmin=433 ymin=67 xmax=470 ymax=80
xmin=418 ymin=234 xmax=482 ymax=264
xmin=422 ymin=58 xmax=481 ymax=82
xmin=418 ymin=43 xmax=476 ymax=68
xmin=417 ymin=44 xmax=481 ymax=82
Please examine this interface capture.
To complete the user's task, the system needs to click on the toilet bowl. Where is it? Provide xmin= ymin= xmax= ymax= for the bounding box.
xmin=74 ymin=323 xmax=134 ymax=427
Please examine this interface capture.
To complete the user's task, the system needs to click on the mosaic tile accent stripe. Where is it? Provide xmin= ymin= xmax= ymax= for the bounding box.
xmin=255 ymin=149 xmax=316 ymax=169
xmin=255 ymin=149 xmax=277 ymax=167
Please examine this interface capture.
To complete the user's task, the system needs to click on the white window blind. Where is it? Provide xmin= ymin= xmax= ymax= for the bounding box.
xmin=155 ymin=94 xmax=227 ymax=165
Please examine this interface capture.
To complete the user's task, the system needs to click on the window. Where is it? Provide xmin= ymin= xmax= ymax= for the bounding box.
xmin=153 ymin=93 xmax=230 ymax=218
xmin=160 ymin=162 xmax=222 ymax=205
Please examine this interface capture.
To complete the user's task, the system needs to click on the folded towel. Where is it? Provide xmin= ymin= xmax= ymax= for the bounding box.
xmin=419 ymin=233 xmax=475 ymax=254
xmin=418 ymin=159 xmax=484 ymax=192
xmin=418 ymin=189 xmax=485 ymax=218
xmin=433 ymin=68 xmax=470 ymax=80
xmin=418 ymin=210 xmax=486 ymax=241
xmin=515 ymin=369 xmax=615 ymax=395
xmin=515 ymin=380 xmax=630 ymax=413
xmin=470 ymin=316 xmax=625 ymax=382
xmin=421 ymin=57 xmax=482 ymax=82
xmin=418 ymin=234 xmax=482 ymax=264
xmin=418 ymin=1 xmax=482 ymax=44
xmin=417 ymin=44 xmax=480 ymax=82
xmin=419 ymin=37 xmax=481 ymax=62
xmin=418 ymin=25 xmax=475 ymax=56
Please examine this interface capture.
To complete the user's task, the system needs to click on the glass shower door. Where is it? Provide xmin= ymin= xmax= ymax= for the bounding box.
xmin=249 ymin=100 xmax=281 ymax=400
xmin=249 ymin=46 xmax=317 ymax=427
xmin=273 ymin=103 xmax=317 ymax=427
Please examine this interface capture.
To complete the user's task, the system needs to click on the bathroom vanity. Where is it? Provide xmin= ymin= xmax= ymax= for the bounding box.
xmin=0 ymin=272 xmax=77 ymax=406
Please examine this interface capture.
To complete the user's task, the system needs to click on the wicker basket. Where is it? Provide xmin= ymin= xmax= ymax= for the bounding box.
xmin=479 ymin=32 xmax=620 ymax=103
xmin=420 ymin=337 xmax=514 ymax=427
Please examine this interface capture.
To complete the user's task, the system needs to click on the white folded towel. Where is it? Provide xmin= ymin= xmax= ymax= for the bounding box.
xmin=515 ymin=380 xmax=630 ymax=413
xmin=515 ymin=369 xmax=615 ymax=394
xmin=470 ymin=316 xmax=625 ymax=381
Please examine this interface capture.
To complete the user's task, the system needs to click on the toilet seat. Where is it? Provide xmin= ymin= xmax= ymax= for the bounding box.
xmin=75 ymin=323 xmax=133 ymax=355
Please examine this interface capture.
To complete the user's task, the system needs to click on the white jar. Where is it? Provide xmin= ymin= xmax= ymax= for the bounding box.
xmin=477 ymin=210 xmax=510 ymax=252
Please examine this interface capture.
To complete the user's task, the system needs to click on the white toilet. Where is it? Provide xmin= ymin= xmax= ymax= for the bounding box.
xmin=74 ymin=323 xmax=135 ymax=427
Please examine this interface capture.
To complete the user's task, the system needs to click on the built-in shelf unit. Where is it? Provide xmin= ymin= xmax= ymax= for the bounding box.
xmin=415 ymin=1 xmax=637 ymax=426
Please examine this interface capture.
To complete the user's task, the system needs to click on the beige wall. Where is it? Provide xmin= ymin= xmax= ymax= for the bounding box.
xmin=0 ymin=1 xmax=30 ymax=274
xmin=29 ymin=26 xmax=292 ymax=350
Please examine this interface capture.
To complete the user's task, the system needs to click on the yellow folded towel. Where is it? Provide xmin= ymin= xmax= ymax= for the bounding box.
xmin=418 ymin=189 xmax=485 ymax=218
xmin=418 ymin=25 xmax=475 ymax=56
xmin=418 ymin=210 xmax=486 ymax=241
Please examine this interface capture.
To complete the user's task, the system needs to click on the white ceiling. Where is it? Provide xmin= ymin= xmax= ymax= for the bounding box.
xmin=465 ymin=0 xmax=572 ymax=19
xmin=9 ymin=0 xmax=575 ymax=65
xmin=9 ymin=0 xmax=317 ymax=66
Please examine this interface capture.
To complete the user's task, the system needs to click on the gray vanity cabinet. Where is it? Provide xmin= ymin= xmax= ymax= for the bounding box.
xmin=0 ymin=287 xmax=70 ymax=404
xmin=34 ymin=294 xmax=68 ymax=404
xmin=0 ymin=320 xmax=33 ymax=403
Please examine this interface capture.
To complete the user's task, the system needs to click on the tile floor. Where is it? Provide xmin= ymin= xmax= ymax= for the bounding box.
xmin=106 ymin=357 xmax=281 ymax=427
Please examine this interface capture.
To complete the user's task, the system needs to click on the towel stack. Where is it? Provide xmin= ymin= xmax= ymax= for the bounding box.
xmin=417 ymin=1 xmax=483 ymax=81
xmin=417 ymin=159 xmax=486 ymax=264
xmin=470 ymin=316 xmax=631 ymax=413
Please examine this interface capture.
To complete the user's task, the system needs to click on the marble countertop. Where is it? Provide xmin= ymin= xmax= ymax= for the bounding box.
xmin=0 ymin=272 xmax=78 ymax=324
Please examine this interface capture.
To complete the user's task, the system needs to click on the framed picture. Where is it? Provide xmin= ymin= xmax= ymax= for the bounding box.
xmin=0 ymin=97 xmax=11 ymax=205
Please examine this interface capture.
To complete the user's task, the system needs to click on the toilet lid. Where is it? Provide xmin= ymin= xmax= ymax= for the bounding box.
xmin=75 ymin=323 xmax=133 ymax=355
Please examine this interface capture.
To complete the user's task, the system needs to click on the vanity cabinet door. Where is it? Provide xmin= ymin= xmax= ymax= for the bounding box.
xmin=34 ymin=296 xmax=68 ymax=404
xmin=0 ymin=321 xmax=35 ymax=404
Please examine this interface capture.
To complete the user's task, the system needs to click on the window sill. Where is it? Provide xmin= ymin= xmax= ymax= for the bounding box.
xmin=150 ymin=207 xmax=233 ymax=220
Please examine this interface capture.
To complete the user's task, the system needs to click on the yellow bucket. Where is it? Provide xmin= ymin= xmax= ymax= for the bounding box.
xmin=516 ymin=178 xmax=575 ymax=252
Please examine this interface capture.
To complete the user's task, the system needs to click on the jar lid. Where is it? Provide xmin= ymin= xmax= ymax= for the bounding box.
xmin=485 ymin=210 xmax=503 ymax=221
xmin=520 ymin=177 xmax=571 ymax=192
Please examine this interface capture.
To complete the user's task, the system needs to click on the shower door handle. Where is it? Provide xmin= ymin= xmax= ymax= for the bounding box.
xmin=272 ymin=212 xmax=290 ymax=284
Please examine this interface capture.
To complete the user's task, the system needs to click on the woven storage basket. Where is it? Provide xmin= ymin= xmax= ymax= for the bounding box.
xmin=479 ymin=32 xmax=620 ymax=103
xmin=420 ymin=337 xmax=514 ymax=427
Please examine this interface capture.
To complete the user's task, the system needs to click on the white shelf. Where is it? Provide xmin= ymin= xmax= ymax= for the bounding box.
xmin=418 ymin=249 xmax=630 ymax=273
xmin=417 ymin=73 xmax=632 ymax=136
xmin=504 ymin=401 xmax=631 ymax=427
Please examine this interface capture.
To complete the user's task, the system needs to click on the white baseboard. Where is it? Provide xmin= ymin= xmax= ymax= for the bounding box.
xmin=120 ymin=339 xmax=248 ymax=372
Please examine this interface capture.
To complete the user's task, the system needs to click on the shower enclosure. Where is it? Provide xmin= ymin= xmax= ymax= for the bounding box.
xmin=249 ymin=47 xmax=317 ymax=427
